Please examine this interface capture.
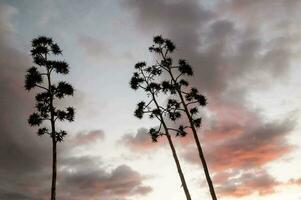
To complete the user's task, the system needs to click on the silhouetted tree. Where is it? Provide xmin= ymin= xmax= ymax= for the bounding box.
xmin=148 ymin=35 xmax=218 ymax=200
xmin=130 ymin=61 xmax=192 ymax=200
xmin=25 ymin=36 xmax=74 ymax=200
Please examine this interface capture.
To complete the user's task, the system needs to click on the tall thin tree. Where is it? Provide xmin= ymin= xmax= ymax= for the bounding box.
xmin=130 ymin=60 xmax=192 ymax=200
xmin=148 ymin=35 xmax=217 ymax=200
xmin=25 ymin=36 xmax=75 ymax=200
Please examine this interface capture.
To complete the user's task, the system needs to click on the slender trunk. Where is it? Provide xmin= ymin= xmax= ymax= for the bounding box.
xmin=165 ymin=132 xmax=192 ymax=200
xmin=162 ymin=50 xmax=217 ymax=199
xmin=51 ymin=135 xmax=57 ymax=200
xmin=183 ymin=100 xmax=217 ymax=200
xmin=151 ymin=93 xmax=192 ymax=200
xmin=47 ymin=58 xmax=57 ymax=200
xmin=177 ymin=86 xmax=217 ymax=200
xmin=49 ymin=89 xmax=57 ymax=200
xmin=177 ymin=82 xmax=217 ymax=200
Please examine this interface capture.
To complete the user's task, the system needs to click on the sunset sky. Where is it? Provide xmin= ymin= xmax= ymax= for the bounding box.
xmin=1 ymin=0 xmax=301 ymax=200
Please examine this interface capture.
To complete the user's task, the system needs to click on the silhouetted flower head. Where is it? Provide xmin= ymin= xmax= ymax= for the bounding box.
xmin=177 ymin=125 xmax=188 ymax=137
xmin=178 ymin=59 xmax=193 ymax=76
xmin=179 ymin=79 xmax=189 ymax=87
xmin=55 ymin=81 xmax=74 ymax=98
xmin=25 ymin=67 xmax=43 ymax=91
xmin=56 ymin=110 xmax=66 ymax=121
xmin=149 ymin=128 xmax=160 ymax=142
xmin=35 ymin=102 xmax=49 ymax=118
xmin=193 ymin=117 xmax=202 ymax=127
xmin=153 ymin=35 xmax=164 ymax=45
xmin=195 ymin=94 xmax=207 ymax=106
xmin=66 ymin=107 xmax=75 ymax=121
xmin=51 ymin=43 xmax=62 ymax=55
xmin=56 ymin=130 xmax=67 ymax=142
xmin=167 ymin=99 xmax=180 ymax=110
xmin=169 ymin=111 xmax=181 ymax=121
xmin=149 ymin=46 xmax=161 ymax=53
xmin=37 ymin=127 xmax=48 ymax=136
xmin=135 ymin=101 xmax=145 ymax=119
xmin=147 ymin=82 xmax=161 ymax=92
xmin=161 ymin=57 xmax=172 ymax=68
xmin=135 ymin=62 xmax=146 ymax=69
xmin=32 ymin=36 xmax=53 ymax=47
xmin=165 ymin=39 xmax=175 ymax=52
xmin=151 ymin=108 xmax=161 ymax=116
xmin=50 ymin=61 xmax=69 ymax=74
xmin=161 ymin=81 xmax=177 ymax=94
xmin=28 ymin=112 xmax=43 ymax=126
xmin=35 ymin=92 xmax=50 ymax=102
xmin=31 ymin=45 xmax=49 ymax=56
xmin=33 ymin=55 xmax=46 ymax=66
xmin=150 ymin=66 xmax=162 ymax=76
xmin=130 ymin=72 xmax=144 ymax=90
xmin=190 ymin=107 xmax=198 ymax=115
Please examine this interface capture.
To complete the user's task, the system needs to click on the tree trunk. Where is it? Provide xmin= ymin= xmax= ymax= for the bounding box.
xmin=51 ymin=137 xmax=57 ymax=200
xmin=47 ymin=59 xmax=57 ymax=200
xmin=150 ymin=92 xmax=192 ymax=200
xmin=164 ymin=57 xmax=218 ymax=200
xmin=179 ymin=91 xmax=217 ymax=200
xmin=165 ymin=133 xmax=192 ymax=200
xmin=190 ymin=123 xmax=217 ymax=200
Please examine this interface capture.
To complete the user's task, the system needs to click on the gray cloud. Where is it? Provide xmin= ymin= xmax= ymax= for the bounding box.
xmin=122 ymin=0 xmax=300 ymax=197
xmin=216 ymin=169 xmax=279 ymax=197
xmin=57 ymin=156 xmax=152 ymax=200
xmin=183 ymin=119 xmax=295 ymax=171
xmin=72 ymin=129 xmax=105 ymax=146
xmin=0 ymin=3 xmax=151 ymax=199
xmin=120 ymin=128 xmax=163 ymax=151
xmin=0 ymin=3 xmax=52 ymax=199
xmin=78 ymin=35 xmax=112 ymax=61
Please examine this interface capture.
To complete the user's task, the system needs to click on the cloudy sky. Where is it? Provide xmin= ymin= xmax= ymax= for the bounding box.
xmin=1 ymin=0 xmax=301 ymax=199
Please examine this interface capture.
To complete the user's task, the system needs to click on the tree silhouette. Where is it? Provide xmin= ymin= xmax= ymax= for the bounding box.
xmin=147 ymin=35 xmax=218 ymax=200
xmin=130 ymin=61 xmax=192 ymax=200
xmin=25 ymin=36 xmax=74 ymax=200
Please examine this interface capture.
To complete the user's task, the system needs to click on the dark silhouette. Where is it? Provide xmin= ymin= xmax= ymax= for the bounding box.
xmin=148 ymin=35 xmax=217 ymax=200
xmin=130 ymin=59 xmax=192 ymax=198
xmin=25 ymin=36 xmax=75 ymax=200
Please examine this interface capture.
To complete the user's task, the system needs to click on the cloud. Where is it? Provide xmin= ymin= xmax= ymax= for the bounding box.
xmin=0 ymin=4 xmax=53 ymax=199
xmin=122 ymin=0 xmax=300 ymax=197
xmin=216 ymin=169 xmax=279 ymax=197
xmin=287 ymin=178 xmax=301 ymax=186
xmin=120 ymin=128 xmax=163 ymax=151
xmin=72 ymin=129 xmax=105 ymax=146
xmin=78 ymin=35 xmax=112 ymax=62
xmin=57 ymin=156 xmax=152 ymax=200
xmin=183 ymin=119 xmax=294 ymax=171
xmin=0 ymin=4 xmax=151 ymax=200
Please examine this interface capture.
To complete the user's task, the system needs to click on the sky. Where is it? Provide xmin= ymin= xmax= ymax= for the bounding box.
xmin=0 ymin=0 xmax=301 ymax=199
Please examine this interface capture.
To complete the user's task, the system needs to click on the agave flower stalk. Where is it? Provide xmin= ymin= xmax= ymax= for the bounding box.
xmin=25 ymin=36 xmax=75 ymax=200
xmin=130 ymin=60 xmax=192 ymax=200
xmin=149 ymin=35 xmax=217 ymax=200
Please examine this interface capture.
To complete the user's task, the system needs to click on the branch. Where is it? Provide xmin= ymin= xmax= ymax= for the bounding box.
xmin=180 ymin=90 xmax=189 ymax=95
xmin=175 ymin=72 xmax=184 ymax=82
xmin=155 ymin=59 xmax=169 ymax=72
xmin=144 ymin=99 xmax=153 ymax=108
xmin=138 ymin=85 xmax=147 ymax=90
xmin=167 ymin=127 xmax=181 ymax=134
xmin=185 ymin=101 xmax=199 ymax=106
xmin=35 ymin=84 xmax=48 ymax=91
